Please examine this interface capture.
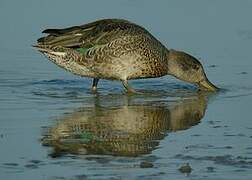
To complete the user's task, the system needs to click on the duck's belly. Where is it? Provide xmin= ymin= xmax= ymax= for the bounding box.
xmin=89 ymin=55 xmax=168 ymax=80
xmin=45 ymin=53 xmax=167 ymax=80
xmin=45 ymin=53 xmax=96 ymax=77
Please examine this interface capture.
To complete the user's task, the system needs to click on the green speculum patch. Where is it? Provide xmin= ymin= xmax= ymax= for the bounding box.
xmin=76 ymin=47 xmax=89 ymax=54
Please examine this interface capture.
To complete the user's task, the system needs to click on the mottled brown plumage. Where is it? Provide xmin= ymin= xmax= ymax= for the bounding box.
xmin=34 ymin=19 xmax=218 ymax=92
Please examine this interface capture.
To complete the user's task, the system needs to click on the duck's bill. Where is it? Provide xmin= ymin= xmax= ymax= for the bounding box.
xmin=199 ymin=78 xmax=219 ymax=91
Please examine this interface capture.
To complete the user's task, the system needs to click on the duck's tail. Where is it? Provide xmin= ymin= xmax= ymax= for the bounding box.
xmin=36 ymin=24 xmax=87 ymax=48
xmin=32 ymin=44 xmax=69 ymax=59
xmin=36 ymin=33 xmax=83 ymax=48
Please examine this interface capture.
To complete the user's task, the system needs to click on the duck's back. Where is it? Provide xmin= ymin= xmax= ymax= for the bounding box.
xmin=36 ymin=19 xmax=168 ymax=80
xmin=38 ymin=19 xmax=153 ymax=47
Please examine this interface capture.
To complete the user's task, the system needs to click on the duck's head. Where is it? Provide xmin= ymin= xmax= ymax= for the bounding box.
xmin=167 ymin=49 xmax=219 ymax=91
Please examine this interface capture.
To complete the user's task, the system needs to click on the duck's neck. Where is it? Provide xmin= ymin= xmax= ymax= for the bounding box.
xmin=165 ymin=49 xmax=180 ymax=76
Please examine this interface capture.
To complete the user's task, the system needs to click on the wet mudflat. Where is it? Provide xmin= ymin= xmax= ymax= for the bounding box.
xmin=1 ymin=0 xmax=252 ymax=179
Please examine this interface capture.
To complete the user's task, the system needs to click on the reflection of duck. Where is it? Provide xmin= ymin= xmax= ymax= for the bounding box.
xmin=42 ymin=93 xmax=208 ymax=157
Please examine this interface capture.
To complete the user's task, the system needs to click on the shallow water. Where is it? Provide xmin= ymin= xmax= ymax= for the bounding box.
xmin=1 ymin=0 xmax=252 ymax=179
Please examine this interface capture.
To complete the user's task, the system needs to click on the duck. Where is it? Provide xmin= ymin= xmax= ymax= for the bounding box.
xmin=34 ymin=18 xmax=218 ymax=93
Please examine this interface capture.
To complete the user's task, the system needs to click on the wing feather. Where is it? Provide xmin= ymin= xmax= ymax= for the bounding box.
xmin=36 ymin=19 xmax=150 ymax=49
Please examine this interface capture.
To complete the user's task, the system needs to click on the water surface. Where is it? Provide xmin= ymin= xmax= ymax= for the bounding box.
xmin=1 ymin=0 xmax=252 ymax=179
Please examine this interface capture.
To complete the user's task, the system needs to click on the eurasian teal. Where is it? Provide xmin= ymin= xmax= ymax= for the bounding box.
xmin=34 ymin=19 xmax=218 ymax=92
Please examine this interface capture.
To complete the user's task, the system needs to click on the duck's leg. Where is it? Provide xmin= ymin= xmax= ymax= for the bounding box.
xmin=92 ymin=78 xmax=99 ymax=92
xmin=121 ymin=80 xmax=137 ymax=94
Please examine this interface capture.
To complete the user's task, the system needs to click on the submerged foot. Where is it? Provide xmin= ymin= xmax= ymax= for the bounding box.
xmin=122 ymin=80 xmax=143 ymax=95
xmin=91 ymin=86 xmax=97 ymax=93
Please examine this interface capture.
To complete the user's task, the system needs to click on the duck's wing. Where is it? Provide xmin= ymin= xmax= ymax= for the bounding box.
xmin=37 ymin=19 xmax=149 ymax=49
